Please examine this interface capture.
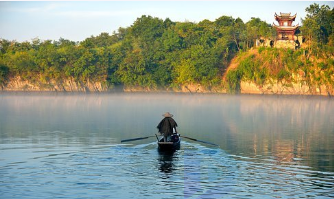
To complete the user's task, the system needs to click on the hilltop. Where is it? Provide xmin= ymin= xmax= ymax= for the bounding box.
xmin=225 ymin=47 xmax=334 ymax=96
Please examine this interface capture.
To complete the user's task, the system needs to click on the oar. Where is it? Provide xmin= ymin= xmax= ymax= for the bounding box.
xmin=155 ymin=134 xmax=160 ymax=142
xmin=121 ymin=135 xmax=155 ymax=143
xmin=181 ymin=135 xmax=219 ymax=147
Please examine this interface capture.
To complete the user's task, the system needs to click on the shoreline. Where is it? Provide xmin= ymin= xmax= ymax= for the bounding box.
xmin=1 ymin=76 xmax=333 ymax=97
xmin=0 ymin=89 xmax=332 ymax=98
xmin=1 ymin=82 xmax=332 ymax=97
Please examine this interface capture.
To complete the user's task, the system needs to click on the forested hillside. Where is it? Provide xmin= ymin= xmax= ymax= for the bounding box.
xmin=0 ymin=3 xmax=333 ymax=94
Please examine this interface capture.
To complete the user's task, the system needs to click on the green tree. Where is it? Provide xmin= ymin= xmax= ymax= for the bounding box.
xmin=300 ymin=17 xmax=320 ymax=56
xmin=161 ymin=28 xmax=182 ymax=52
xmin=0 ymin=64 xmax=9 ymax=88
xmin=232 ymin=18 xmax=246 ymax=51
xmin=81 ymin=32 xmax=119 ymax=48
xmin=173 ymin=45 xmax=220 ymax=88
xmin=131 ymin=15 xmax=165 ymax=43
xmin=117 ymin=47 xmax=155 ymax=88
xmin=301 ymin=3 xmax=334 ymax=58
xmin=245 ymin=17 xmax=272 ymax=49
xmin=304 ymin=3 xmax=333 ymax=44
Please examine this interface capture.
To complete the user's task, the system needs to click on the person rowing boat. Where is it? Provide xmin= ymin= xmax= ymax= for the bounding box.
xmin=122 ymin=112 xmax=217 ymax=147
xmin=157 ymin=112 xmax=178 ymax=142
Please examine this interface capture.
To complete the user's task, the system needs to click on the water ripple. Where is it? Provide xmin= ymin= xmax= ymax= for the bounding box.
xmin=1 ymin=140 xmax=334 ymax=199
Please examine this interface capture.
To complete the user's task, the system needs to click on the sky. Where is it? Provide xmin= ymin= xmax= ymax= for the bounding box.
xmin=0 ymin=1 xmax=333 ymax=42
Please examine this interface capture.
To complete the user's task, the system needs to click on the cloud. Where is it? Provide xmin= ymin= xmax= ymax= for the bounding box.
xmin=10 ymin=2 xmax=65 ymax=14
xmin=55 ymin=10 xmax=134 ymax=18
xmin=10 ymin=2 xmax=140 ymax=19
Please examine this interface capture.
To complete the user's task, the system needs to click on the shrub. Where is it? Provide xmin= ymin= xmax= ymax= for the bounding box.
xmin=226 ymin=69 xmax=242 ymax=94
xmin=0 ymin=65 xmax=9 ymax=88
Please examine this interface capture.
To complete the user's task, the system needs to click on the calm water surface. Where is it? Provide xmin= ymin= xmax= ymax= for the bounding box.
xmin=0 ymin=93 xmax=333 ymax=198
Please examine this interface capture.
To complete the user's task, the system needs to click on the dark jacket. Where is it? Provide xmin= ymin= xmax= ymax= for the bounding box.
xmin=157 ymin=117 xmax=178 ymax=137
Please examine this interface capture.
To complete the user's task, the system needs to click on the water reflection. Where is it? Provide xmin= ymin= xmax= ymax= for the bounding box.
xmin=158 ymin=151 xmax=175 ymax=174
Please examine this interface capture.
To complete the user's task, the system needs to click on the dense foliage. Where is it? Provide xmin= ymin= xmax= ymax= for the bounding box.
xmin=0 ymin=12 xmax=273 ymax=90
xmin=0 ymin=3 xmax=333 ymax=92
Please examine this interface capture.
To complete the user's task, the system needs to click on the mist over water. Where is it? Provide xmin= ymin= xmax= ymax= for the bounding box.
xmin=1 ymin=93 xmax=333 ymax=198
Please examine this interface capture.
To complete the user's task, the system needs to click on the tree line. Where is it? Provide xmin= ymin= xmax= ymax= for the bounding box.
xmin=0 ymin=3 xmax=333 ymax=92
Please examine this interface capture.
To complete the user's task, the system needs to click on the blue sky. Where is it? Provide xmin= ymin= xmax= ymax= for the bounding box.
xmin=0 ymin=1 xmax=333 ymax=42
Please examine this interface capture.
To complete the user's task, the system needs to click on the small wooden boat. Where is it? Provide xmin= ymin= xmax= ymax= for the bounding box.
xmin=157 ymin=134 xmax=181 ymax=151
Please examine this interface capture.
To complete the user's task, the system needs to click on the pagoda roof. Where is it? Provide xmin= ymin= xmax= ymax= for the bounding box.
xmin=275 ymin=12 xmax=297 ymax=21
xmin=280 ymin=12 xmax=291 ymax=17
xmin=273 ymin=23 xmax=299 ymax=30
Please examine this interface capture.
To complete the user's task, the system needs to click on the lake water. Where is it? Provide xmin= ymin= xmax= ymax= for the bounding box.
xmin=0 ymin=93 xmax=333 ymax=198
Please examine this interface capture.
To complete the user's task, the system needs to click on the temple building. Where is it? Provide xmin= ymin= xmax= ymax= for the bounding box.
xmin=255 ymin=12 xmax=302 ymax=49
xmin=273 ymin=12 xmax=299 ymax=41
xmin=273 ymin=12 xmax=300 ymax=49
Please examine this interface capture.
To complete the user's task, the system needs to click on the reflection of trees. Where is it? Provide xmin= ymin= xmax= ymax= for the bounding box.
xmin=219 ymin=96 xmax=334 ymax=172
xmin=273 ymin=139 xmax=295 ymax=163
xmin=167 ymin=94 xmax=333 ymax=172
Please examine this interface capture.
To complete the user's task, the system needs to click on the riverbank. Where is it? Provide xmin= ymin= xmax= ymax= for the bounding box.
xmin=1 ymin=76 xmax=333 ymax=97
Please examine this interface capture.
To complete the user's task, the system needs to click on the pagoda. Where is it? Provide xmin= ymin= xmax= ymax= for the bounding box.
xmin=273 ymin=12 xmax=299 ymax=41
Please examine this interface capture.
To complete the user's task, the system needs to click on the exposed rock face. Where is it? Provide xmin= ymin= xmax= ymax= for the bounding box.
xmin=240 ymin=81 xmax=333 ymax=96
xmin=1 ymin=76 xmax=333 ymax=96
xmin=2 ymin=77 xmax=108 ymax=92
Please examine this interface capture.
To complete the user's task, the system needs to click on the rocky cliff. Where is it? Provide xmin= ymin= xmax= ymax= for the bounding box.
xmin=240 ymin=81 xmax=333 ymax=96
xmin=2 ymin=76 xmax=332 ymax=96
xmin=2 ymin=77 xmax=108 ymax=92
